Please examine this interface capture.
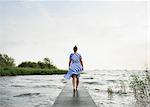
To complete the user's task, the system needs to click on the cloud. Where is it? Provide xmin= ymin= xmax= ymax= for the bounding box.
xmin=0 ymin=1 xmax=148 ymax=69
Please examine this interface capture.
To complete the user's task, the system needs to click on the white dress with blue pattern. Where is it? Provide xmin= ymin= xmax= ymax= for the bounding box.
xmin=64 ymin=53 xmax=83 ymax=80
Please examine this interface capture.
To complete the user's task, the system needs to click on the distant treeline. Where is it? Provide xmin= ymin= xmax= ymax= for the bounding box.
xmin=0 ymin=53 xmax=67 ymax=76
xmin=18 ymin=58 xmax=57 ymax=69
xmin=0 ymin=53 xmax=56 ymax=69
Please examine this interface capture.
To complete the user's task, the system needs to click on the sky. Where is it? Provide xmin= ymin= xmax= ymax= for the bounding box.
xmin=0 ymin=0 xmax=149 ymax=70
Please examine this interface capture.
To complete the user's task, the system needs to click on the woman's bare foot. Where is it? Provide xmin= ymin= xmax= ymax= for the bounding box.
xmin=73 ymin=88 xmax=78 ymax=92
xmin=73 ymin=88 xmax=76 ymax=92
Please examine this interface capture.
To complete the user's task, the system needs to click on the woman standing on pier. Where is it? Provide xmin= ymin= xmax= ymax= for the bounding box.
xmin=64 ymin=46 xmax=84 ymax=91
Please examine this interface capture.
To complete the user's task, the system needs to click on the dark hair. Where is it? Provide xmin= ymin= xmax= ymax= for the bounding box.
xmin=73 ymin=45 xmax=78 ymax=52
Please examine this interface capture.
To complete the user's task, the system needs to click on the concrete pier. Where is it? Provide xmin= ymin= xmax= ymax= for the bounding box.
xmin=52 ymin=82 xmax=97 ymax=107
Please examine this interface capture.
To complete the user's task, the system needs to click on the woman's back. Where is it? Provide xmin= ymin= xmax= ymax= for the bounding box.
xmin=70 ymin=53 xmax=81 ymax=63
xmin=69 ymin=53 xmax=82 ymax=72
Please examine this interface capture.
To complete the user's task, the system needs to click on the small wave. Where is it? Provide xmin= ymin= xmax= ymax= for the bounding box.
xmin=11 ymin=85 xmax=25 ymax=87
xmin=83 ymin=77 xmax=94 ymax=79
xmin=106 ymin=80 xmax=116 ymax=83
xmin=34 ymin=85 xmax=52 ymax=88
xmin=83 ymin=81 xmax=99 ymax=85
xmin=33 ymin=85 xmax=62 ymax=89
xmin=95 ymin=88 xmax=100 ymax=91
xmin=34 ymin=103 xmax=50 ymax=107
xmin=61 ymin=79 xmax=67 ymax=83
xmin=14 ymin=93 xmax=40 ymax=97
xmin=47 ymin=79 xmax=53 ymax=81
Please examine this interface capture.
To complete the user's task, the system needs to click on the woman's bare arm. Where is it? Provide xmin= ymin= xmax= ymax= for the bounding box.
xmin=80 ymin=58 xmax=83 ymax=69
xmin=69 ymin=58 xmax=71 ymax=67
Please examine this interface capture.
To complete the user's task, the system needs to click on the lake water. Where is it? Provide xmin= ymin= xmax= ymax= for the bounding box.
xmin=0 ymin=70 xmax=149 ymax=107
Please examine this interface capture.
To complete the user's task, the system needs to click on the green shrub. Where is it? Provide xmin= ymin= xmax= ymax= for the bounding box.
xmin=0 ymin=67 xmax=67 ymax=76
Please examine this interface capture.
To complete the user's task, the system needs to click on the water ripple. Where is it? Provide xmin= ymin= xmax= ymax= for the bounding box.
xmin=14 ymin=93 xmax=40 ymax=97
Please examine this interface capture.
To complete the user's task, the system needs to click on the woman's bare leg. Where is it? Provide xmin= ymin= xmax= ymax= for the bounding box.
xmin=76 ymin=78 xmax=79 ymax=90
xmin=72 ymin=75 xmax=77 ymax=90
xmin=72 ymin=77 xmax=75 ymax=89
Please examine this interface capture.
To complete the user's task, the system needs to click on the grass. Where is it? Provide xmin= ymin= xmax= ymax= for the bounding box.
xmin=129 ymin=70 xmax=150 ymax=102
xmin=119 ymin=80 xmax=127 ymax=94
xmin=0 ymin=67 xmax=67 ymax=76
xmin=107 ymin=86 xmax=113 ymax=95
xmin=107 ymin=80 xmax=127 ymax=96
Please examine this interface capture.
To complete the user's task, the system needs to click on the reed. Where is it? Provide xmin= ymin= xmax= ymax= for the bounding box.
xmin=107 ymin=86 xmax=113 ymax=95
xmin=129 ymin=71 xmax=150 ymax=102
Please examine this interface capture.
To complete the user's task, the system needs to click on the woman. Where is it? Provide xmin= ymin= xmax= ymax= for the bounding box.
xmin=64 ymin=46 xmax=84 ymax=91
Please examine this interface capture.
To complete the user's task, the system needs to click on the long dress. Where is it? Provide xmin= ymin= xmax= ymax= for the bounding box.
xmin=64 ymin=53 xmax=83 ymax=80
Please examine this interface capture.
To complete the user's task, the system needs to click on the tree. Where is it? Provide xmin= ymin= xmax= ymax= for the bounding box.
xmin=18 ymin=61 xmax=38 ymax=68
xmin=37 ymin=61 xmax=45 ymax=69
xmin=43 ymin=57 xmax=56 ymax=69
xmin=0 ymin=53 xmax=15 ymax=67
xmin=18 ymin=58 xmax=57 ymax=69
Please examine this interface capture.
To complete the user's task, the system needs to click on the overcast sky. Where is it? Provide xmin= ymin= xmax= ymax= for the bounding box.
xmin=0 ymin=0 xmax=149 ymax=70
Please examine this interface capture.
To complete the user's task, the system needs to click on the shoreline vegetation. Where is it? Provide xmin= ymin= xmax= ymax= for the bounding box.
xmin=130 ymin=70 xmax=150 ymax=103
xmin=0 ymin=67 xmax=67 ymax=76
xmin=106 ymin=70 xmax=150 ymax=104
xmin=0 ymin=53 xmax=67 ymax=76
